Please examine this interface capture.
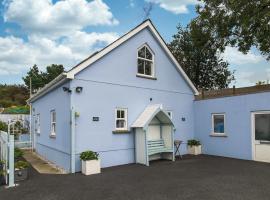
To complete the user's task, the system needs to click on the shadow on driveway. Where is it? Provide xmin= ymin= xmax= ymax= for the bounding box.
xmin=1 ymin=155 xmax=270 ymax=200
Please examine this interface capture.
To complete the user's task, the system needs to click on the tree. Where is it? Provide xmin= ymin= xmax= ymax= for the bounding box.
xmin=23 ymin=64 xmax=64 ymax=94
xmin=22 ymin=65 xmax=44 ymax=93
xmin=41 ymin=64 xmax=64 ymax=84
xmin=196 ymin=0 xmax=270 ymax=60
xmin=168 ymin=21 xmax=234 ymax=89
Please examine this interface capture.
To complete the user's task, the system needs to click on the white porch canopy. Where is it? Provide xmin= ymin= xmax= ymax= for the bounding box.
xmin=132 ymin=104 xmax=175 ymax=166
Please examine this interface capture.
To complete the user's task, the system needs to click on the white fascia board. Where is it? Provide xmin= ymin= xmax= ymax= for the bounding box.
xmin=27 ymin=73 xmax=68 ymax=103
xmin=66 ymin=21 xmax=150 ymax=78
xmin=66 ymin=20 xmax=198 ymax=95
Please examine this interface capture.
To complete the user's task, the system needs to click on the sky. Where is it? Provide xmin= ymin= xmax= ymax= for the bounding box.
xmin=0 ymin=0 xmax=269 ymax=87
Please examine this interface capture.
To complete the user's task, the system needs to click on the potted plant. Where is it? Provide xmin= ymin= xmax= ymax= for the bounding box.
xmin=0 ymin=160 xmax=6 ymax=185
xmin=14 ymin=161 xmax=29 ymax=181
xmin=80 ymin=151 xmax=100 ymax=175
xmin=187 ymin=139 xmax=202 ymax=155
xmin=0 ymin=169 xmax=6 ymax=185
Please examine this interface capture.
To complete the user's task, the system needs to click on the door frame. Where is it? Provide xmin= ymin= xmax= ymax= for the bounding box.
xmin=251 ymin=111 xmax=270 ymax=161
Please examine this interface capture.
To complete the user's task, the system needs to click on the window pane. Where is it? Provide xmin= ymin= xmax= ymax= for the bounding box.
xmin=145 ymin=61 xmax=152 ymax=76
xmin=52 ymin=123 xmax=56 ymax=134
xmin=137 ymin=59 xmax=144 ymax=74
xmin=214 ymin=115 xmax=224 ymax=133
xmin=145 ymin=47 xmax=152 ymax=60
xmin=255 ymin=114 xmax=270 ymax=141
xmin=121 ymin=110 xmax=125 ymax=118
xmin=117 ymin=110 xmax=120 ymax=118
xmin=116 ymin=120 xmax=125 ymax=128
xmin=52 ymin=111 xmax=56 ymax=122
xmin=138 ymin=47 xmax=146 ymax=58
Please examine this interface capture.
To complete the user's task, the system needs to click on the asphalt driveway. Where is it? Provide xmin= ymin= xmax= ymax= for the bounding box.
xmin=1 ymin=155 xmax=270 ymax=200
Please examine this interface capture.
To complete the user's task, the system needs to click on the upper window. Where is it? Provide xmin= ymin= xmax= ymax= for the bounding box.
xmin=212 ymin=114 xmax=225 ymax=134
xmin=137 ymin=45 xmax=154 ymax=77
xmin=36 ymin=114 xmax=40 ymax=134
xmin=115 ymin=108 xmax=128 ymax=130
xmin=50 ymin=110 xmax=56 ymax=136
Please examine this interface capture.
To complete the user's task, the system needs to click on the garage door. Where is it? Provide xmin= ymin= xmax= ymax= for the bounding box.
xmin=252 ymin=111 xmax=270 ymax=162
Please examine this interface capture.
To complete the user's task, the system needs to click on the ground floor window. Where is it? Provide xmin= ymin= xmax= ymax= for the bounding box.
xmin=36 ymin=114 xmax=40 ymax=134
xmin=212 ymin=113 xmax=225 ymax=134
xmin=50 ymin=110 xmax=56 ymax=136
xmin=115 ymin=108 xmax=127 ymax=130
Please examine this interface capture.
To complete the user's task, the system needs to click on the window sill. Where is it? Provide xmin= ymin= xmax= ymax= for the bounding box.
xmin=49 ymin=134 xmax=56 ymax=138
xmin=210 ymin=133 xmax=227 ymax=137
xmin=136 ymin=74 xmax=157 ymax=80
xmin=112 ymin=130 xmax=131 ymax=134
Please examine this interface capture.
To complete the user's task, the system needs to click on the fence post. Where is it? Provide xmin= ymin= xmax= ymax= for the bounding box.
xmin=8 ymin=134 xmax=15 ymax=187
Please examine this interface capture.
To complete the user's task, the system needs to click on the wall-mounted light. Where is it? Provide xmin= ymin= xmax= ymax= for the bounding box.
xmin=76 ymin=87 xmax=83 ymax=93
xmin=150 ymin=98 xmax=153 ymax=101
xmin=63 ymin=87 xmax=72 ymax=93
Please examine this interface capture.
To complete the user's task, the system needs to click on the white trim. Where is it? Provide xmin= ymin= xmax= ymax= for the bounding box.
xmin=28 ymin=20 xmax=198 ymax=103
xmin=137 ymin=44 xmax=155 ymax=78
xmin=28 ymin=73 xmax=68 ymax=103
xmin=66 ymin=20 xmax=198 ymax=95
xmin=115 ymin=108 xmax=128 ymax=131
xmin=166 ymin=110 xmax=173 ymax=119
xmin=211 ymin=113 xmax=226 ymax=135
xmin=251 ymin=111 xmax=270 ymax=161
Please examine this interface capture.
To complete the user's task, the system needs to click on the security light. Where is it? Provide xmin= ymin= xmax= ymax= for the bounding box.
xmin=76 ymin=87 xmax=83 ymax=93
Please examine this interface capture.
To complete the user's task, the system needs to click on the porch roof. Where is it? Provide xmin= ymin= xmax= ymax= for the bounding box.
xmin=131 ymin=104 xmax=174 ymax=130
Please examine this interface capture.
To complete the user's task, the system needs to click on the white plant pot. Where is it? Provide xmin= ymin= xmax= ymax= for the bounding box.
xmin=81 ymin=159 xmax=101 ymax=175
xmin=188 ymin=145 xmax=202 ymax=155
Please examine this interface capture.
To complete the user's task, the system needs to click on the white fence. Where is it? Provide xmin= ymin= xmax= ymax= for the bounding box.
xmin=0 ymin=130 xmax=14 ymax=187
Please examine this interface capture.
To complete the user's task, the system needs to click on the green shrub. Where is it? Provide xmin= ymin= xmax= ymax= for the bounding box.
xmin=80 ymin=151 xmax=99 ymax=161
xmin=3 ymin=105 xmax=30 ymax=114
xmin=0 ymin=121 xmax=8 ymax=132
xmin=14 ymin=148 xmax=24 ymax=160
xmin=0 ymin=170 xmax=6 ymax=176
xmin=15 ymin=161 xmax=29 ymax=169
xmin=187 ymin=139 xmax=201 ymax=147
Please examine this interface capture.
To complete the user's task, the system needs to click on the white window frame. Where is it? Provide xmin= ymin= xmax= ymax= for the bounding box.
xmin=115 ymin=108 xmax=128 ymax=131
xmin=137 ymin=44 xmax=155 ymax=78
xmin=36 ymin=114 xmax=40 ymax=134
xmin=50 ymin=110 xmax=56 ymax=136
xmin=166 ymin=111 xmax=173 ymax=119
xmin=211 ymin=113 xmax=226 ymax=136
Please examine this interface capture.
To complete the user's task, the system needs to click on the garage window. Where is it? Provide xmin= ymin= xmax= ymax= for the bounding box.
xmin=212 ymin=114 xmax=225 ymax=135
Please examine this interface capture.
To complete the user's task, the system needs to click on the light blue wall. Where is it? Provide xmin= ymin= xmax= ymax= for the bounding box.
xmin=194 ymin=92 xmax=270 ymax=160
xmin=71 ymin=27 xmax=195 ymax=171
xmin=31 ymin=82 xmax=71 ymax=172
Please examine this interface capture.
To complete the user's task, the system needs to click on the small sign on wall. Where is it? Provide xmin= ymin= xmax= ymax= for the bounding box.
xmin=92 ymin=117 xmax=99 ymax=122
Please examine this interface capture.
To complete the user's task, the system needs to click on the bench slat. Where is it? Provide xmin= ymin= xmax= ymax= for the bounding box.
xmin=147 ymin=139 xmax=172 ymax=156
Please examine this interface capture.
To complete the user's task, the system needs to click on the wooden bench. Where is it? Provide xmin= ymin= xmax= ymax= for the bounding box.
xmin=147 ymin=139 xmax=173 ymax=156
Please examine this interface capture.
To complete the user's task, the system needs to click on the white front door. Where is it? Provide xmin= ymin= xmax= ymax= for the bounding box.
xmin=252 ymin=111 xmax=270 ymax=162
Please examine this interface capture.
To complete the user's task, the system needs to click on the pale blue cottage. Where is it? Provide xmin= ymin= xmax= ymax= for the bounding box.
xmin=28 ymin=20 xmax=270 ymax=173
xmin=29 ymin=20 xmax=198 ymax=173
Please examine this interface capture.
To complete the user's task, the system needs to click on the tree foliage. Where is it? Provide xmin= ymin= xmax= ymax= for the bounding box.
xmin=168 ymin=21 xmax=234 ymax=89
xmin=23 ymin=64 xmax=64 ymax=94
xmin=0 ymin=84 xmax=29 ymax=107
xmin=196 ymin=0 xmax=270 ymax=60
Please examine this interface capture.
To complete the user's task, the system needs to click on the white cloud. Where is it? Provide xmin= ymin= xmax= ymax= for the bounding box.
xmin=146 ymin=0 xmax=199 ymax=14
xmin=0 ymin=0 xmax=119 ymax=77
xmin=223 ymin=46 xmax=263 ymax=65
xmin=3 ymin=0 xmax=119 ymax=38
xmin=0 ymin=32 xmax=119 ymax=75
